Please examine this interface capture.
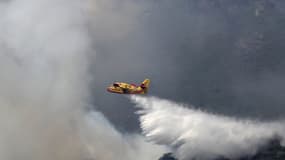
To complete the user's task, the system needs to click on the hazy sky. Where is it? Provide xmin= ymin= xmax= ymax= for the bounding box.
xmin=90 ymin=0 xmax=285 ymax=131
xmin=1 ymin=0 xmax=285 ymax=159
xmin=0 ymin=0 xmax=166 ymax=159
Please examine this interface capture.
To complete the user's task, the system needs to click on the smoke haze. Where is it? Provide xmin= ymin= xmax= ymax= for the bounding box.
xmin=131 ymin=95 xmax=285 ymax=160
xmin=1 ymin=0 xmax=285 ymax=159
xmin=91 ymin=0 xmax=285 ymax=131
xmin=0 ymin=0 xmax=165 ymax=159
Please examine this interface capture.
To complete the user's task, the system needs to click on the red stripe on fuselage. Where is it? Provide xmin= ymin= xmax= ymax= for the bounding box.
xmin=107 ymin=87 xmax=144 ymax=94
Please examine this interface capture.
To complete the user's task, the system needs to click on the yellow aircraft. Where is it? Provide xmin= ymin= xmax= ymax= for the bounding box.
xmin=107 ymin=79 xmax=150 ymax=94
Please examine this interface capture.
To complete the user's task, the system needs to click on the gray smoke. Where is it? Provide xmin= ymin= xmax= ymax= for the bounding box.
xmin=131 ymin=95 xmax=285 ymax=160
xmin=91 ymin=0 xmax=285 ymax=131
xmin=0 ymin=0 xmax=165 ymax=159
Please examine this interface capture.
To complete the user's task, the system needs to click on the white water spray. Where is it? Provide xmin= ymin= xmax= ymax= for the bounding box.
xmin=131 ymin=96 xmax=285 ymax=160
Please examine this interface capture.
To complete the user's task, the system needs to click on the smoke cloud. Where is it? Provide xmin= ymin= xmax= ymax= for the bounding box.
xmin=0 ymin=0 xmax=165 ymax=159
xmin=131 ymin=95 xmax=285 ymax=160
xmin=90 ymin=1 xmax=285 ymax=132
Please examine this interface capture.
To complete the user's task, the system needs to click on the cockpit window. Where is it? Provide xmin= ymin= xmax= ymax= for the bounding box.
xmin=113 ymin=83 xmax=119 ymax=87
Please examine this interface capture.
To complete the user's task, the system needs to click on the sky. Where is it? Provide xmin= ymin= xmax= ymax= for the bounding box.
xmin=0 ymin=0 xmax=285 ymax=160
xmin=91 ymin=0 xmax=285 ymax=131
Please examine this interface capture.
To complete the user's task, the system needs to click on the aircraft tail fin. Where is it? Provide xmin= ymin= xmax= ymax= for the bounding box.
xmin=140 ymin=79 xmax=150 ymax=93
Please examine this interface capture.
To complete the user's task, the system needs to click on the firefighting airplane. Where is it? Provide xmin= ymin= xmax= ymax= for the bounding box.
xmin=107 ymin=79 xmax=150 ymax=94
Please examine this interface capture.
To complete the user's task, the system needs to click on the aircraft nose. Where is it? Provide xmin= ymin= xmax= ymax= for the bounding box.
xmin=107 ymin=86 xmax=113 ymax=92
